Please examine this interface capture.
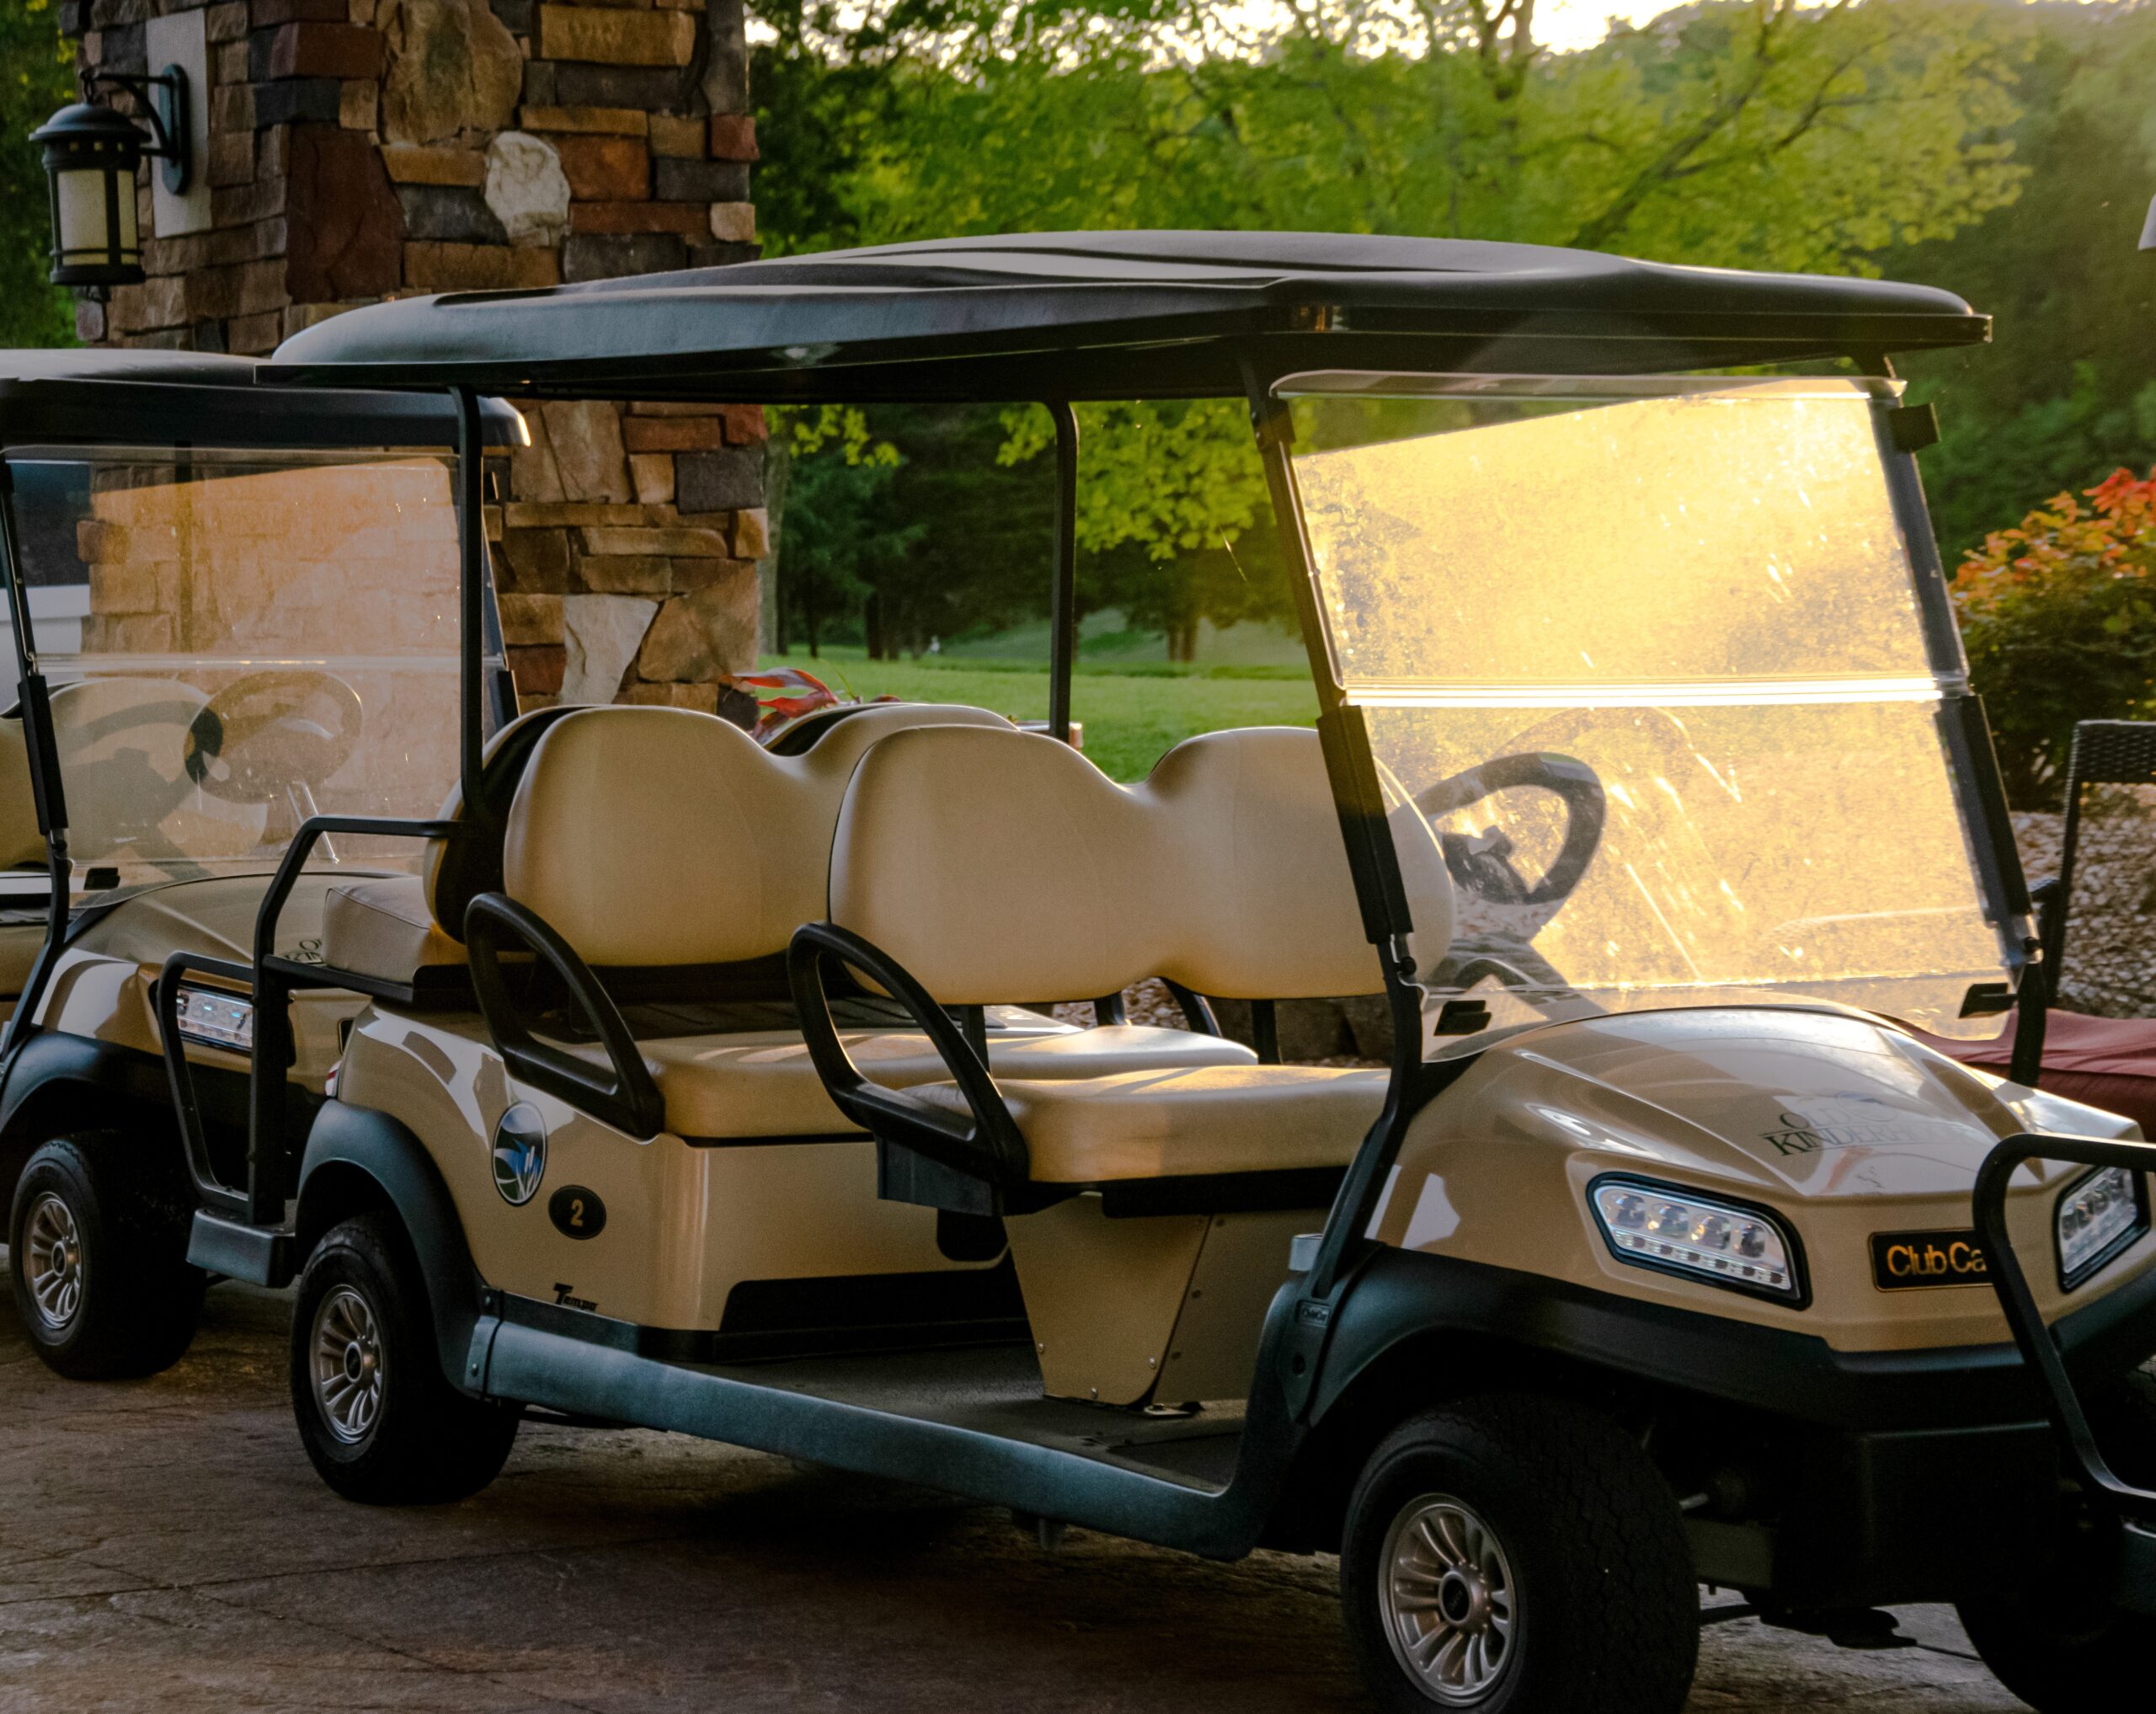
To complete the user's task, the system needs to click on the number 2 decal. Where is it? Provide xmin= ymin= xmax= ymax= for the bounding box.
xmin=547 ymin=1184 xmax=606 ymax=1239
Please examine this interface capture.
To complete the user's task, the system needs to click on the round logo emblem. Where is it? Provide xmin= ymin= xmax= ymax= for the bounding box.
xmin=492 ymin=1103 xmax=548 ymax=1206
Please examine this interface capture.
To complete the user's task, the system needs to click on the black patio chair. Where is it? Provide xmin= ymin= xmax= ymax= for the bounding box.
xmin=2044 ymin=719 xmax=2156 ymax=1014
xmin=2000 ymin=718 xmax=2156 ymax=1091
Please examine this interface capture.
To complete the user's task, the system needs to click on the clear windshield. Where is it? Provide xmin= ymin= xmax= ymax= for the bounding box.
xmin=1282 ymin=374 xmax=2022 ymax=1044
xmin=3 ymin=445 xmax=488 ymax=890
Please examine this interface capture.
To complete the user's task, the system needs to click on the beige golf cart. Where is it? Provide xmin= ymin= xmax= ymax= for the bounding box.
xmin=0 ymin=349 xmax=519 ymax=1377
xmin=236 ymin=233 xmax=2156 ymax=1714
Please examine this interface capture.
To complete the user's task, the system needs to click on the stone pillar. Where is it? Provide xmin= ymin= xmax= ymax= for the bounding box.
xmin=61 ymin=0 xmax=765 ymax=724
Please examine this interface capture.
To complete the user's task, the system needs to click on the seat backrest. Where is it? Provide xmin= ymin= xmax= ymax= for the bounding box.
xmin=502 ymin=702 xmax=1014 ymax=967
xmin=0 ymin=716 xmax=45 ymax=869
xmin=419 ymin=703 xmax=582 ymax=942
xmin=827 ymin=724 xmax=1453 ymax=1004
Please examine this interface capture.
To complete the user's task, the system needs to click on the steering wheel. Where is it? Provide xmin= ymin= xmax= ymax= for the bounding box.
xmin=183 ymin=670 xmax=363 ymax=804
xmin=1412 ymin=751 xmax=1608 ymax=1018
xmin=1414 ymin=751 xmax=1606 ymax=910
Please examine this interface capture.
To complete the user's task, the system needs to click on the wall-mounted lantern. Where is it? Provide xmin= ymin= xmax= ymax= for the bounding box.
xmin=31 ymin=67 xmax=192 ymax=291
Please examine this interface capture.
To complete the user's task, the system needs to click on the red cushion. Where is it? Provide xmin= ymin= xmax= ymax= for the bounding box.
xmin=1914 ymin=1011 xmax=2156 ymax=1135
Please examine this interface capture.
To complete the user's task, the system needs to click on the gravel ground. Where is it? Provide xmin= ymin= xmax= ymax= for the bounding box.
xmin=2015 ymin=798 xmax=2156 ymax=1016
xmin=0 ymin=1278 xmax=2030 ymax=1714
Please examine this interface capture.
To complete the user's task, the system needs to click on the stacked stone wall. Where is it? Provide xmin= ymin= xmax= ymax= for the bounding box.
xmin=61 ymin=0 xmax=763 ymax=718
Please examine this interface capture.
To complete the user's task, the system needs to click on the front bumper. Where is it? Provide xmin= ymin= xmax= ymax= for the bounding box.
xmin=1321 ymin=1243 xmax=2156 ymax=1435
xmin=1319 ymin=1247 xmax=2156 ymax=1606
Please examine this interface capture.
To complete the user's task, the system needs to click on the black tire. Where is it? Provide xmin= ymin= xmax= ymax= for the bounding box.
xmin=1341 ymin=1393 xmax=1698 ymax=1714
xmin=2090 ymin=1356 xmax=2156 ymax=1489
xmin=290 ymin=1212 xmax=520 ymax=1504
xmin=1956 ymin=1508 xmax=2156 ymax=1713
xmin=8 ymin=1132 xmax=205 ymax=1380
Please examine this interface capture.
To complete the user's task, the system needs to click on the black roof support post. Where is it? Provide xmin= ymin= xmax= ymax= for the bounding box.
xmin=1047 ymin=401 xmax=1079 ymax=745
xmin=452 ymin=387 xmax=488 ymax=805
xmin=1236 ymin=354 xmax=1438 ymax=1329
xmin=0 ymin=457 xmax=72 ymax=1059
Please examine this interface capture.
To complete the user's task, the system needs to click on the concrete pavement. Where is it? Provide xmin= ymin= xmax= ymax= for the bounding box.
xmin=0 ymin=1274 xmax=2028 ymax=1713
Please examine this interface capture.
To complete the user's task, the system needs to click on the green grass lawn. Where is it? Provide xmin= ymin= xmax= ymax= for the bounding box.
xmin=760 ymin=648 xmax=1318 ymax=781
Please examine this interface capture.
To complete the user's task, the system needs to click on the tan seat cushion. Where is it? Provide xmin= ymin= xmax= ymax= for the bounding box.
xmin=323 ymin=874 xmax=466 ymax=984
xmin=0 ymin=718 xmax=46 ymax=869
xmin=912 ymin=1063 xmax=1387 ymax=1183
xmin=587 ymin=1023 xmax=1258 ymax=1140
xmin=334 ymin=702 xmax=1013 ymax=984
xmin=506 ymin=702 xmax=1015 ymax=969
xmin=829 ymin=725 xmax=1454 ymax=1005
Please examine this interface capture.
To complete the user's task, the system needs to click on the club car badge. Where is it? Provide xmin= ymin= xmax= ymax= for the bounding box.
xmin=492 ymin=1103 xmax=548 ymax=1206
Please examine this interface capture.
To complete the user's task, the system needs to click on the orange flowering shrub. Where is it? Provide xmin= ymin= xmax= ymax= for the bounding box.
xmin=1951 ymin=468 xmax=2156 ymax=807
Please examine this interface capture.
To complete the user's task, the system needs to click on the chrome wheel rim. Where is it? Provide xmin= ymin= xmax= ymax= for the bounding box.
xmin=22 ymin=1192 xmax=83 ymax=1332
xmin=310 ymin=1284 xmax=385 ymax=1446
xmin=1380 ymin=1493 xmax=1517 ymax=1705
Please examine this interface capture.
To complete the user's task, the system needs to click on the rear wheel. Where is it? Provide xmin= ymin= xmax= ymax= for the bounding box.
xmin=8 ymin=1132 xmax=205 ymax=1379
xmin=291 ymin=1212 xmax=519 ymax=1503
xmin=1340 ymin=1394 xmax=1697 ymax=1713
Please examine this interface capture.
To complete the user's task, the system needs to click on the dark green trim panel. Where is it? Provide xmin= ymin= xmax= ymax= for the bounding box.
xmin=1311 ymin=1245 xmax=2156 ymax=1436
xmin=295 ymin=1099 xmax=487 ymax=1388
xmin=0 ymin=1028 xmax=173 ymax=1143
xmin=0 ymin=1030 xmax=191 ymax=1210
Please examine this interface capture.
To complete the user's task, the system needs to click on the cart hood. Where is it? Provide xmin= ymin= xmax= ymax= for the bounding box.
xmin=1489 ymin=1007 xmax=2137 ymax=1201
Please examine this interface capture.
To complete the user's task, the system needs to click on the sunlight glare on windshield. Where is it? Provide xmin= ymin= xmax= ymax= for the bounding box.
xmin=1283 ymin=375 xmax=2019 ymax=1044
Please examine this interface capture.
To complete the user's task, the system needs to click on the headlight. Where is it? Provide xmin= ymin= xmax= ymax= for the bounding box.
xmin=173 ymin=984 xmax=253 ymax=1053
xmin=2055 ymin=1166 xmax=2150 ymax=1292
xmin=1588 ymin=1175 xmax=1806 ymax=1306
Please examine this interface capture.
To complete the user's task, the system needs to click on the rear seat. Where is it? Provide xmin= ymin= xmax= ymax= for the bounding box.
xmin=821 ymin=723 xmax=1455 ymax=1188
xmin=323 ymin=703 xmax=580 ymax=986
xmin=322 ymin=701 xmax=1012 ymax=987
xmin=497 ymin=705 xmax=1257 ymax=1140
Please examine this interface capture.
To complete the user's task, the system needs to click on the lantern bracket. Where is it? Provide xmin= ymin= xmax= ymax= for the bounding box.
xmin=83 ymin=66 xmax=190 ymax=195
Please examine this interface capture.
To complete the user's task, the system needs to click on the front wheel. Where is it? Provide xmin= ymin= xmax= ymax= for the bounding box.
xmin=8 ymin=1132 xmax=205 ymax=1380
xmin=1340 ymin=1394 xmax=1697 ymax=1714
xmin=290 ymin=1212 xmax=519 ymax=1503
xmin=1956 ymin=1511 xmax=2156 ymax=1713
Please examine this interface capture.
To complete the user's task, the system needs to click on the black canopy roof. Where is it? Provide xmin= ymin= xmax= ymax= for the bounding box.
xmin=0 ymin=348 xmax=523 ymax=451
xmin=264 ymin=231 xmax=1986 ymax=403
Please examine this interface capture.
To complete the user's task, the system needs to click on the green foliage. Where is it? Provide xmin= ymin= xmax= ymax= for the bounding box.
xmin=750 ymin=0 xmax=2035 ymax=654
xmin=1951 ymin=467 xmax=2156 ymax=808
xmin=1000 ymin=398 xmax=1293 ymax=655
xmin=0 ymin=0 xmax=76 ymax=348
xmin=771 ymin=439 xmax=911 ymax=653
xmin=851 ymin=0 xmax=2023 ymax=270
xmin=1882 ymin=3 xmax=2156 ymax=561
xmin=775 ymin=402 xmax=1057 ymax=655
xmin=752 ymin=643 xmax=1320 ymax=778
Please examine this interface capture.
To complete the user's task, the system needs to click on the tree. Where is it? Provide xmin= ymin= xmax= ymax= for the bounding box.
xmin=1 ymin=0 xmax=76 ymax=348
xmin=774 ymin=400 xmax=1059 ymax=656
xmin=1001 ymin=397 xmax=1291 ymax=657
xmin=1881 ymin=2 xmax=2156 ymax=562
xmin=751 ymin=0 xmax=2032 ymax=648
xmin=845 ymin=2 xmax=2024 ymax=270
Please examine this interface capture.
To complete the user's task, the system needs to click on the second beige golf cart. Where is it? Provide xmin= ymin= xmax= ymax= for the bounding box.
xmin=206 ymin=233 xmax=2156 ymax=1713
xmin=0 ymin=350 xmax=520 ymax=1379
